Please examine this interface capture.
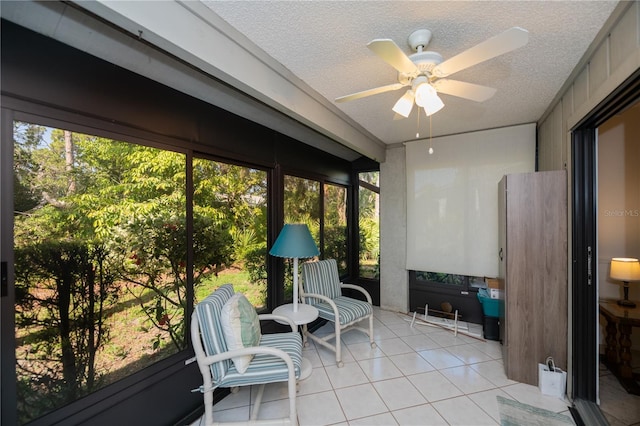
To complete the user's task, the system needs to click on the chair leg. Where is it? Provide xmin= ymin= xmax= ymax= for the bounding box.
xmin=302 ymin=324 xmax=309 ymax=347
xmin=288 ymin=372 xmax=298 ymax=425
xmin=369 ymin=314 xmax=376 ymax=348
xmin=335 ymin=323 xmax=343 ymax=367
xmin=203 ymin=387 xmax=214 ymax=426
xmin=251 ymin=384 xmax=266 ymax=421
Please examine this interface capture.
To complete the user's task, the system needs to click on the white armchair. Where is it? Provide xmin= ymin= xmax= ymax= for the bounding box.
xmin=300 ymin=259 xmax=375 ymax=367
xmin=191 ymin=284 xmax=302 ymax=425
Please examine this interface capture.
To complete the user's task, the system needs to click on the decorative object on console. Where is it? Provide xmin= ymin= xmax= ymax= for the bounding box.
xmin=269 ymin=224 xmax=319 ymax=312
xmin=610 ymin=257 xmax=640 ymax=308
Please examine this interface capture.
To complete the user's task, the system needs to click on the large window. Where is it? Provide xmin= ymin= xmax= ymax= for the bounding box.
xmin=324 ymin=183 xmax=348 ymax=275
xmin=281 ymin=176 xmax=349 ymax=292
xmin=192 ymin=158 xmax=268 ymax=309
xmin=283 ymin=175 xmax=320 ymax=301
xmin=358 ymin=172 xmax=380 ymax=279
xmin=11 ymin=123 xmax=274 ymax=424
xmin=13 ymin=123 xmax=188 ymax=423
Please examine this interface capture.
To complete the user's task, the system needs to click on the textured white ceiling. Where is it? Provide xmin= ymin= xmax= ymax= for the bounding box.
xmin=202 ymin=0 xmax=618 ymax=145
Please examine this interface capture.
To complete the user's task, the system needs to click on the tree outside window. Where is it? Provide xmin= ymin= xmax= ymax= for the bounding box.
xmin=12 ymin=123 xmax=262 ymax=424
xmin=192 ymin=158 xmax=268 ymax=309
xmin=359 ymin=172 xmax=380 ymax=279
xmin=283 ymin=175 xmax=320 ymax=300
xmin=324 ymin=183 xmax=348 ymax=275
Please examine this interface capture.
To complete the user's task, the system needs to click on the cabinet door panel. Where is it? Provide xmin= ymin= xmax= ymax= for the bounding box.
xmin=501 ymin=171 xmax=567 ymax=385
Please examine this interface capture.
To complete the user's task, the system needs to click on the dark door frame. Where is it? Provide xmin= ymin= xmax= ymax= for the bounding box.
xmin=570 ymin=69 xmax=640 ymax=424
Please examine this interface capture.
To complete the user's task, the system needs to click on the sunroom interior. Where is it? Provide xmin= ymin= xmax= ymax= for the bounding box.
xmin=2 ymin=1 xmax=640 ymax=425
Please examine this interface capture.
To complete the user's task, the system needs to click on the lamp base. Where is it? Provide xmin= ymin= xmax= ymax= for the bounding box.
xmin=617 ymin=299 xmax=636 ymax=308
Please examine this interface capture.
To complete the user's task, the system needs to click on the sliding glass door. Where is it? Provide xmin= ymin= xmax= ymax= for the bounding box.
xmin=570 ymin=70 xmax=640 ymax=423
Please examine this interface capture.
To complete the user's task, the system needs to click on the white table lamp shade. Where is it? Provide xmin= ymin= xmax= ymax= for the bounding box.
xmin=610 ymin=258 xmax=640 ymax=282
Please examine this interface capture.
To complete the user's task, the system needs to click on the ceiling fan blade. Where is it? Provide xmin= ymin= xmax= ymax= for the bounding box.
xmin=432 ymin=79 xmax=497 ymax=102
xmin=432 ymin=27 xmax=529 ymax=78
xmin=335 ymin=83 xmax=405 ymax=103
xmin=367 ymin=39 xmax=420 ymax=75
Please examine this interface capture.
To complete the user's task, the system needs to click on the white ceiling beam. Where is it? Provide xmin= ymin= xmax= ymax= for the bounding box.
xmin=77 ymin=0 xmax=386 ymax=161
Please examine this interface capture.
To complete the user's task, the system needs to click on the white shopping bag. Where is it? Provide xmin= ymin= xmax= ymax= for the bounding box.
xmin=538 ymin=357 xmax=567 ymax=399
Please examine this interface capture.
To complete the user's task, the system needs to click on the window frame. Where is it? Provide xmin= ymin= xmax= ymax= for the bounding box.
xmin=279 ymin=169 xmax=351 ymax=276
xmin=2 ymin=90 xmax=360 ymax=426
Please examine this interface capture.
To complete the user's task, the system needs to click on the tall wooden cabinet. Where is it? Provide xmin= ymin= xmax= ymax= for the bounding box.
xmin=498 ymin=170 xmax=567 ymax=386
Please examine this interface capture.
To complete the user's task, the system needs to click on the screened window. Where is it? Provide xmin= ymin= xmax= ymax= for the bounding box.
xmin=358 ymin=172 xmax=380 ymax=279
xmin=324 ymin=183 xmax=348 ymax=275
xmin=13 ymin=122 xmax=187 ymax=423
xmin=283 ymin=175 xmax=320 ymax=301
xmin=192 ymin=158 xmax=268 ymax=309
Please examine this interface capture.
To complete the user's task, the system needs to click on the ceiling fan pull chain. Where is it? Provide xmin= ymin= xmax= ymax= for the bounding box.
xmin=429 ymin=115 xmax=434 ymax=155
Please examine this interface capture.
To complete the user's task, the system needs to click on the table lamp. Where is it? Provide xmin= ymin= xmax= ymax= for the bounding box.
xmin=269 ymin=224 xmax=319 ymax=312
xmin=610 ymin=257 xmax=640 ymax=308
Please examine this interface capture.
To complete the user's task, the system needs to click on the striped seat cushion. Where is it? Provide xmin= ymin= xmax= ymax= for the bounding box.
xmin=313 ymin=296 xmax=372 ymax=325
xmin=217 ymin=331 xmax=303 ymax=388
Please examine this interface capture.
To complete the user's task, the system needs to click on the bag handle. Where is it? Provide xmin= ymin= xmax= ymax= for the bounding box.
xmin=546 ymin=356 xmax=556 ymax=372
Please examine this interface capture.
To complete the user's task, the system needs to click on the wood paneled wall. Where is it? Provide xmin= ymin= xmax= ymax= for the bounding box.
xmin=538 ymin=1 xmax=640 ymax=172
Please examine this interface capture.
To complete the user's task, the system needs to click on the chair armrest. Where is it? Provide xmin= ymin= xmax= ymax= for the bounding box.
xmin=258 ymin=314 xmax=297 ymax=332
xmin=299 ymin=289 xmax=333 ymax=304
xmin=340 ymin=283 xmax=373 ymax=304
xmin=299 ymin=291 xmax=340 ymax=315
xmin=199 ymin=345 xmax=296 ymax=372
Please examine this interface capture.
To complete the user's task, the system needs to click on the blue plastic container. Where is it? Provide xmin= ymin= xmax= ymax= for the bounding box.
xmin=477 ymin=288 xmax=499 ymax=317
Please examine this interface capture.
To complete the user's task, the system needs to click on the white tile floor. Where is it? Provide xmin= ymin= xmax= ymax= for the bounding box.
xmin=193 ymin=307 xmax=582 ymax=425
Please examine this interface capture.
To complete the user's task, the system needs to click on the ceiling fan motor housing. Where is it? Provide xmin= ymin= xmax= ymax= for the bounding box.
xmin=393 ymin=28 xmax=442 ymax=85
xmin=398 ymin=51 xmax=444 ymax=85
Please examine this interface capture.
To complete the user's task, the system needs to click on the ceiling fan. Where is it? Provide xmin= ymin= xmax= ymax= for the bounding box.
xmin=335 ymin=27 xmax=529 ymax=117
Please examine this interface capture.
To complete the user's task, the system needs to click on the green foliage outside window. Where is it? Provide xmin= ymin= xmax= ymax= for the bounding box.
xmin=415 ymin=271 xmax=465 ymax=286
xmin=359 ymin=172 xmax=380 ymax=279
xmin=12 ymin=123 xmax=259 ymax=423
xmin=283 ymin=175 xmax=320 ymax=300
xmin=11 ymin=122 xmax=353 ymax=423
xmin=324 ymin=184 xmax=348 ymax=274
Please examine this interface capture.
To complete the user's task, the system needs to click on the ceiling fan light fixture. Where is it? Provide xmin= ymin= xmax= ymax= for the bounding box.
xmin=414 ymin=80 xmax=444 ymax=116
xmin=413 ymin=81 xmax=435 ymax=107
xmin=392 ymin=90 xmax=415 ymax=117
xmin=423 ymin=93 xmax=444 ymax=116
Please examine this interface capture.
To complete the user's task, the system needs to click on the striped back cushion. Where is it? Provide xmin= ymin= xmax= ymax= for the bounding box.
xmin=302 ymin=259 xmax=341 ymax=300
xmin=195 ymin=284 xmax=236 ymax=383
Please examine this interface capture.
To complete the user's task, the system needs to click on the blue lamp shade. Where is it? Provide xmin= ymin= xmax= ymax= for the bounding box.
xmin=269 ymin=224 xmax=319 ymax=259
